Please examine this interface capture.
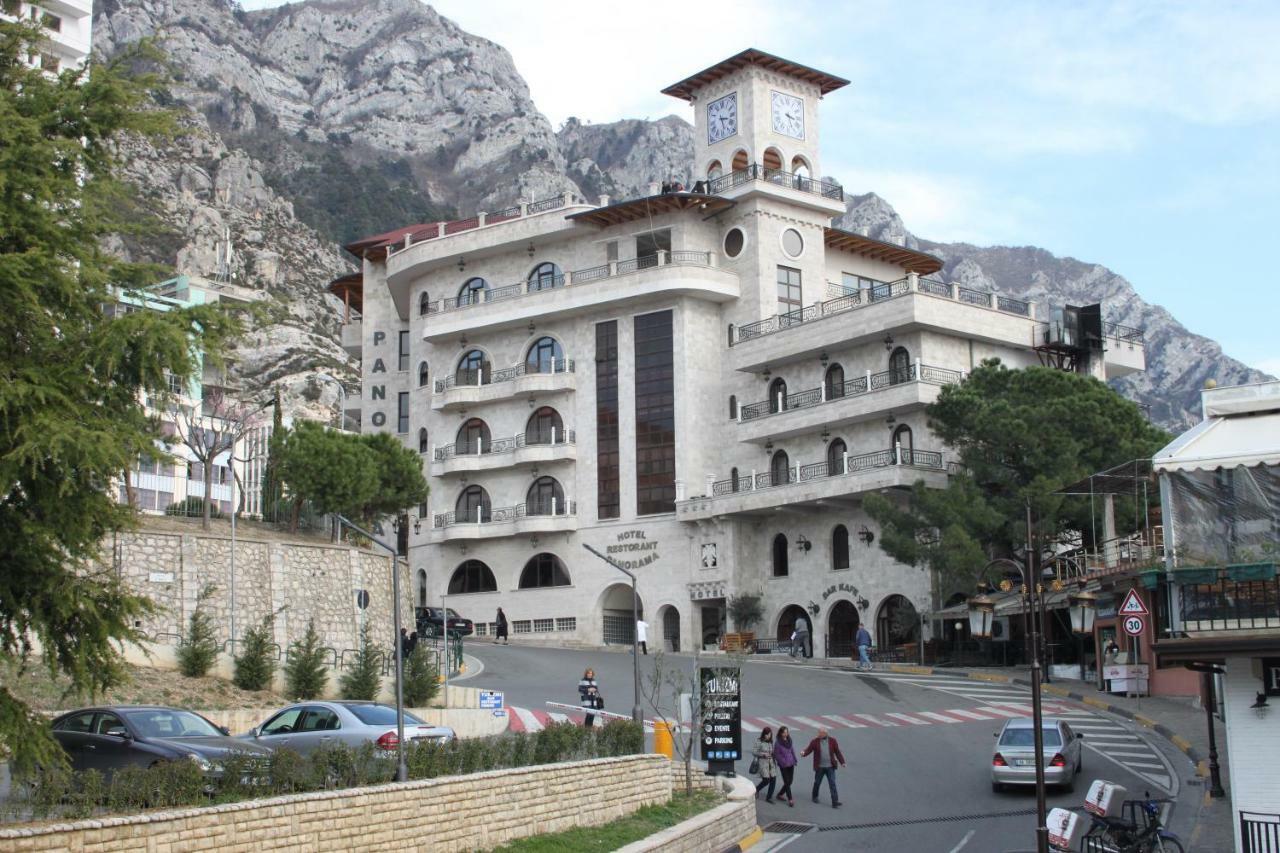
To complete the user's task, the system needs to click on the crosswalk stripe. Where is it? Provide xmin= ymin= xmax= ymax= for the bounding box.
xmin=982 ymin=707 xmax=1026 ymax=718
xmin=1126 ymin=762 xmax=1168 ymax=770
xmin=1081 ymin=733 xmax=1141 ymax=740
xmin=915 ymin=711 xmax=963 ymax=724
xmin=548 ymin=712 xmax=570 ymax=724
xmin=791 ymin=716 xmax=826 ymax=729
xmin=946 ymin=708 xmax=995 ymax=721
xmin=851 ymin=713 xmax=897 ymax=727
xmin=740 ymin=719 xmax=762 ymax=733
xmin=759 ymin=717 xmax=785 ymax=729
xmin=1107 ymin=749 xmax=1160 ymax=757
xmin=512 ymin=707 xmax=543 ymax=732
xmin=885 ymin=712 xmax=929 ymax=725
xmin=822 ymin=714 xmax=866 ymax=729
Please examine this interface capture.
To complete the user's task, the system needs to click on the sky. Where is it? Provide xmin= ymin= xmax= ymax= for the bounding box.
xmin=239 ymin=0 xmax=1280 ymax=376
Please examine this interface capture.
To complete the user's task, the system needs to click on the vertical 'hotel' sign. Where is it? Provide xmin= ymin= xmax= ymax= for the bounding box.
xmin=369 ymin=330 xmax=387 ymax=427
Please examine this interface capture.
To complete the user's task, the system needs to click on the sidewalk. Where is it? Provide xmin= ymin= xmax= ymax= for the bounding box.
xmin=760 ymin=655 xmax=1235 ymax=851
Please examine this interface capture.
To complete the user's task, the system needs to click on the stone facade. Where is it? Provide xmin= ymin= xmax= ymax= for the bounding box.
xmin=0 ymin=755 xmax=671 ymax=852
xmin=109 ymin=528 xmax=408 ymax=657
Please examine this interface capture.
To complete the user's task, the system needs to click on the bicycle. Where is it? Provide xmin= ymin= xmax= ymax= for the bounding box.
xmin=1081 ymin=792 xmax=1185 ymax=853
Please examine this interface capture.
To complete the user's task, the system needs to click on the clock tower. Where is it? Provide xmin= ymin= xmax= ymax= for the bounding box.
xmin=662 ymin=49 xmax=849 ymax=186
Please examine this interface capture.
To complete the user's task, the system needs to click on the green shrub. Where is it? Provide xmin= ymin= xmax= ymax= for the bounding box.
xmin=177 ymin=584 xmax=221 ymax=678
xmin=284 ymin=618 xmax=328 ymax=700
xmin=165 ymin=496 xmax=223 ymax=518
xmin=597 ymin=719 xmax=644 ymax=756
xmin=267 ymin=746 xmax=309 ymax=795
xmin=402 ymin=645 xmax=439 ymax=707
xmin=339 ymin=622 xmax=382 ymax=701
xmin=233 ymin=614 xmax=277 ymax=692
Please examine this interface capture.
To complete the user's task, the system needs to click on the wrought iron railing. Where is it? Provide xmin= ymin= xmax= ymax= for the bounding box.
xmin=1177 ymin=575 xmax=1279 ymax=630
xmin=706 ymin=446 xmax=944 ymax=497
xmin=997 ymin=295 xmax=1031 ymax=316
xmin=1104 ymin=321 xmax=1145 ymax=343
xmin=1241 ymin=811 xmax=1280 ymax=853
xmin=433 ymin=500 xmax=577 ymax=529
xmin=433 ymin=358 xmax=575 ymax=392
xmin=388 ymin=194 xmax=573 ymax=258
xmin=738 ymin=364 xmax=962 ymax=422
xmin=917 ymin=277 xmax=951 ymax=297
xmin=957 ymin=286 xmax=992 ymax=307
xmin=526 ymin=195 xmax=568 ymax=214
xmin=705 ymin=163 xmax=844 ymax=201
xmin=433 ymin=429 xmax=575 ymax=461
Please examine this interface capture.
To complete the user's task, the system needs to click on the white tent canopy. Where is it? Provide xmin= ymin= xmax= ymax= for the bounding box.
xmin=1153 ymin=411 xmax=1280 ymax=473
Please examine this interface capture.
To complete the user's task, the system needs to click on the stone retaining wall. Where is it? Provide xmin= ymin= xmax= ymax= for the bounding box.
xmin=0 ymin=754 xmax=669 ymax=852
xmin=620 ymin=772 xmax=757 ymax=853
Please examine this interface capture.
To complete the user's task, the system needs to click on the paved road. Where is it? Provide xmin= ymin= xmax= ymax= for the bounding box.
xmin=464 ymin=642 xmax=1200 ymax=852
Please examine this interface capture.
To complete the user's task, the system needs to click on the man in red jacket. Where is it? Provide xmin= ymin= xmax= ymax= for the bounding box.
xmin=801 ymin=728 xmax=846 ymax=807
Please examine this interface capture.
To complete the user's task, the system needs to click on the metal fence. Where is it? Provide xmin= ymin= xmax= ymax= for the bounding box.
xmin=1242 ymin=811 xmax=1280 ymax=853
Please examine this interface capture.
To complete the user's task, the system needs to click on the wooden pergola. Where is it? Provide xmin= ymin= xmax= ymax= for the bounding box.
xmin=567 ymin=193 xmax=735 ymax=228
xmin=327 ymin=272 xmax=363 ymax=322
xmin=823 ymin=227 xmax=943 ymax=275
xmin=661 ymin=48 xmax=850 ymax=101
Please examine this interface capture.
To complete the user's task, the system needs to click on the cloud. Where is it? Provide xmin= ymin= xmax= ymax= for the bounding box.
xmin=1251 ymin=357 xmax=1280 ymax=380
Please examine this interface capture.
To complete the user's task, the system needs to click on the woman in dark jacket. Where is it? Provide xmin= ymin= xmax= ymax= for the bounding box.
xmin=773 ymin=725 xmax=798 ymax=806
xmin=578 ymin=668 xmax=600 ymax=728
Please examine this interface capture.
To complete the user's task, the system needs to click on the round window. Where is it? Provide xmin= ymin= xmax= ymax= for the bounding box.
xmin=781 ymin=228 xmax=804 ymax=258
xmin=723 ymin=228 xmax=745 ymax=259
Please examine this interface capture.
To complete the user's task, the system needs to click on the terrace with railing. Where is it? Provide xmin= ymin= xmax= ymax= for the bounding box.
xmin=433 ymin=358 xmax=575 ymax=393
xmin=383 ymin=193 xmax=576 ymax=259
xmin=706 ymin=163 xmax=844 ymax=202
xmin=738 ymin=363 xmax=963 ymax=422
xmin=731 ymin=273 xmax=1034 ymax=345
xmin=421 ymin=250 xmax=716 ymax=316
xmin=433 ymin=429 xmax=576 ymax=461
xmin=433 ymin=500 xmax=577 ymax=530
xmin=1103 ymin=321 xmax=1145 ymax=343
xmin=1172 ymin=565 xmax=1279 ymax=632
xmin=706 ymin=446 xmax=944 ymax=497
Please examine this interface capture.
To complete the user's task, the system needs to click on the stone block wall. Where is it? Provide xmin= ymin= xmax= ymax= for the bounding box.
xmin=0 ymin=755 xmax=670 ymax=852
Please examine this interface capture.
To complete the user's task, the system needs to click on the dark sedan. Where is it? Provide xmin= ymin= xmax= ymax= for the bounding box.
xmin=415 ymin=606 xmax=473 ymax=637
xmin=50 ymin=706 xmax=272 ymax=781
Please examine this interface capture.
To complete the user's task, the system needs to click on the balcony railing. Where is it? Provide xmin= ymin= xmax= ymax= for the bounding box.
xmin=1176 ymin=570 xmax=1279 ymax=631
xmin=426 ymin=250 xmax=714 ymax=315
xmin=433 ymin=429 xmax=576 ymax=461
xmin=1103 ymin=321 xmax=1144 ymax=343
xmin=386 ymin=193 xmax=573 ymax=258
xmin=707 ymin=446 xmax=944 ymax=497
xmin=739 ymin=363 xmax=963 ymax=421
xmin=706 ymin=164 xmax=844 ymax=202
xmin=433 ymin=358 xmax=575 ymax=393
xmin=433 ymin=500 xmax=577 ymax=529
xmin=733 ymin=274 xmax=1033 ymax=345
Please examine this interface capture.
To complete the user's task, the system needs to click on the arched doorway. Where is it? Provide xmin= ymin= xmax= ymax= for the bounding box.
xmin=827 ymin=600 xmax=860 ymax=658
xmin=659 ymin=605 xmax=681 ymax=653
xmin=600 ymin=583 xmax=643 ymax=646
xmin=768 ymin=377 xmax=788 ymax=413
xmin=876 ymin=594 xmax=920 ymax=650
xmin=777 ymin=604 xmax=811 ymax=655
xmin=888 ymin=346 xmax=912 ymax=385
xmin=769 ymin=450 xmax=791 ymax=487
xmin=892 ymin=424 xmax=914 ymax=462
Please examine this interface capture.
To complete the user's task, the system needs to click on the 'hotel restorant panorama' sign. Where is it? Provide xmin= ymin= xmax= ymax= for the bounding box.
xmin=605 ymin=529 xmax=660 ymax=570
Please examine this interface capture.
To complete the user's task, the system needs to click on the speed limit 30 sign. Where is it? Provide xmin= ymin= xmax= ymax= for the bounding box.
xmin=1122 ymin=615 xmax=1145 ymax=636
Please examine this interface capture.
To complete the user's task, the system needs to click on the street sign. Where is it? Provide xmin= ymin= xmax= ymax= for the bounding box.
xmin=1122 ymin=615 xmax=1145 ymax=636
xmin=699 ymin=666 xmax=742 ymax=774
xmin=479 ymin=690 xmax=504 ymax=710
xmin=1118 ymin=589 xmax=1149 ymax=616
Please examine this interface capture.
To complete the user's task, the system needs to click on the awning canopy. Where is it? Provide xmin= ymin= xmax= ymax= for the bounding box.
xmin=1153 ymin=411 xmax=1280 ymax=472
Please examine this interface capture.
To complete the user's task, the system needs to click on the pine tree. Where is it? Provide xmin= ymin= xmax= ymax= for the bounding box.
xmin=233 ymin=614 xmax=276 ymax=692
xmin=340 ymin=622 xmax=383 ymax=701
xmin=176 ymin=585 xmax=221 ymax=678
xmin=284 ymin=619 xmax=329 ymax=700
xmin=260 ymin=389 xmax=284 ymax=521
xmin=402 ymin=645 xmax=439 ymax=707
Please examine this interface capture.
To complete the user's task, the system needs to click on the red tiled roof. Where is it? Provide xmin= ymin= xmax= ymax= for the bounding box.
xmin=662 ymin=49 xmax=850 ymax=102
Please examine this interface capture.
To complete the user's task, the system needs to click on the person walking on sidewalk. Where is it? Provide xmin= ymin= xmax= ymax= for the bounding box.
xmin=495 ymin=607 xmax=509 ymax=644
xmin=801 ymin=728 xmax=846 ymax=807
xmin=793 ymin=619 xmax=811 ymax=659
xmin=636 ymin=619 xmax=649 ymax=654
xmin=578 ymin=668 xmax=601 ymax=728
xmin=773 ymin=725 xmax=798 ymax=807
xmin=855 ymin=623 xmax=874 ymax=670
xmin=752 ymin=726 xmax=777 ymax=802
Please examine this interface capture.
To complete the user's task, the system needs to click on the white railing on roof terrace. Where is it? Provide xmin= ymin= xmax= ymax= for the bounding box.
xmin=385 ymin=192 xmax=577 ymax=259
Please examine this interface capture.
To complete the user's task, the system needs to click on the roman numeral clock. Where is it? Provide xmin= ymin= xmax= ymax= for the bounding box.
xmin=771 ymin=90 xmax=804 ymax=139
xmin=707 ymin=92 xmax=738 ymax=144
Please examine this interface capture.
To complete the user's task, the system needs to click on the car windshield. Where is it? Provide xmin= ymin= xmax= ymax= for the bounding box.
xmin=446 ymin=609 xmax=463 ymax=620
xmin=123 ymin=709 xmax=224 ymax=739
xmin=999 ymin=727 xmax=1062 ymax=748
xmin=346 ymin=704 xmax=425 ymax=726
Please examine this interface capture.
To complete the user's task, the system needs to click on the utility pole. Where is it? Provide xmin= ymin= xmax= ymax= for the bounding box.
xmin=582 ymin=543 xmax=644 ymax=725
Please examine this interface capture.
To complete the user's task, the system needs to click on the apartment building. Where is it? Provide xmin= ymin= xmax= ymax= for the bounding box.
xmin=339 ymin=50 xmax=1146 ymax=655
xmin=2 ymin=1 xmax=93 ymax=73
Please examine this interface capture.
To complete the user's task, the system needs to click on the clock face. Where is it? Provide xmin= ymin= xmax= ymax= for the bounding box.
xmin=771 ymin=91 xmax=805 ymax=139
xmin=706 ymin=92 xmax=738 ymax=144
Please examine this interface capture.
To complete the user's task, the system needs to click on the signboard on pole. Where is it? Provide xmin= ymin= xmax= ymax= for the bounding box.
xmin=1118 ymin=589 xmax=1149 ymax=616
xmin=699 ymin=666 xmax=742 ymax=774
xmin=1122 ymin=615 xmax=1145 ymax=636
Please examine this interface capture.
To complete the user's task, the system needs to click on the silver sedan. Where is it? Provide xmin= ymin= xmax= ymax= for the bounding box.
xmin=991 ymin=717 xmax=1084 ymax=793
xmin=245 ymin=701 xmax=454 ymax=755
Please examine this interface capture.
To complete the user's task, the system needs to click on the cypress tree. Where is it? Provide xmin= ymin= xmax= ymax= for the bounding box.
xmin=402 ymin=645 xmax=439 ymax=707
xmin=233 ymin=614 xmax=276 ymax=692
xmin=177 ymin=585 xmax=221 ymax=678
xmin=339 ymin=622 xmax=383 ymax=701
xmin=284 ymin=619 xmax=329 ymax=700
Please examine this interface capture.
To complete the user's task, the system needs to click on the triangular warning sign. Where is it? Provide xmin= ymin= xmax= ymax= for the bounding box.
xmin=1118 ymin=589 xmax=1149 ymax=616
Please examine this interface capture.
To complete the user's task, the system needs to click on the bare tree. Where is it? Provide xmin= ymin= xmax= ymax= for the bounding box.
xmin=171 ymin=387 xmax=270 ymax=529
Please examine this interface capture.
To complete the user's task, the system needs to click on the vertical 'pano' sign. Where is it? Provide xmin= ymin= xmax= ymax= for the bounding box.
xmin=700 ymin=666 xmax=742 ymax=774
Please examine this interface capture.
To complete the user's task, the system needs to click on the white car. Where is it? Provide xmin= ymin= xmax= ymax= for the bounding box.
xmin=246 ymin=701 xmax=454 ymax=755
xmin=991 ymin=717 xmax=1084 ymax=793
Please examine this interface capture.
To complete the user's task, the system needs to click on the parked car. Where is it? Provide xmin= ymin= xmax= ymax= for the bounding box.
xmin=50 ymin=705 xmax=271 ymax=781
xmin=245 ymin=701 xmax=455 ymax=756
xmin=991 ymin=717 xmax=1084 ymax=793
xmin=416 ymin=606 xmax=474 ymax=637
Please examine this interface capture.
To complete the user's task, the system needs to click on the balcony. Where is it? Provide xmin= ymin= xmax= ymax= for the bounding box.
xmin=706 ymin=164 xmax=846 ymax=215
xmin=420 ymin=251 xmax=737 ymax=341
xmin=1100 ymin=321 xmax=1145 ymax=378
xmin=675 ymin=447 xmax=948 ymax=521
xmin=430 ymin=430 xmax=576 ymax=476
xmin=728 ymin=274 xmax=1038 ymax=373
xmin=431 ymin=359 xmax=576 ymax=411
xmin=340 ymin=320 xmax=362 ymax=357
xmin=736 ymin=363 xmax=963 ymax=443
xmin=430 ymin=501 xmax=578 ymax=542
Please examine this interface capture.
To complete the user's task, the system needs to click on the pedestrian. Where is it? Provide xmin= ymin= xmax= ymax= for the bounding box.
xmin=801 ymin=728 xmax=845 ymax=807
xmin=405 ymin=630 xmax=418 ymax=657
xmin=495 ymin=607 xmax=509 ymax=644
xmin=793 ymin=620 xmax=811 ymax=659
xmin=636 ymin=619 xmax=649 ymax=655
xmin=578 ymin=667 xmax=601 ymax=728
xmin=752 ymin=726 xmax=777 ymax=802
xmin=774 ymin=725 xmax=797 ymax=807
xmin=397 ymin=628 xmax=410 ymax=659
xmin=855 ymin=623 xmax=873 ymax=670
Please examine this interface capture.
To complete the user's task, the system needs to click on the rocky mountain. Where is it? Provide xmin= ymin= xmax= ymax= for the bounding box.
xmin=92 ymin=0 xmax=1271 ymax=430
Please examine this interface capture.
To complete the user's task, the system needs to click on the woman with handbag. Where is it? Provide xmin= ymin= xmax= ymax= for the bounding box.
xmin=752 ymin=726 xmax=777 ymax=802
xmin=578 ymin=668 xmax=600 ymax=728
xmin=773 ymin=725 xmax=798 ymax=807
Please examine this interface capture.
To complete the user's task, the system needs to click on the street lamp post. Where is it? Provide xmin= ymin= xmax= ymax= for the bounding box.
xmin=1067 ymin=583 xmax=1098 ymax=682
xmin=582 ymin=543 xmax=644 ymax=725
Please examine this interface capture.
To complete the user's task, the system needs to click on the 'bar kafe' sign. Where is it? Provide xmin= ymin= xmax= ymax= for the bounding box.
xmin=700 ymin=666 xmax=742 ymax=774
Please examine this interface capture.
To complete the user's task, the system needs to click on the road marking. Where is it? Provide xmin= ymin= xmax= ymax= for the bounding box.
xmin=791 ymin=716 xmax=826 ymax=730
xmin=740 ymin=719 xmax=762 ymax=733
xmin=548 ymin=712 xmax=570 ymax=724
xmin=1126 ymin=761 xmax=1168 ymax=770
xmin=915 ymin=711 xmax=963 ymax=724
xmin=851 ymin=713 xmax=897 ymax=727
xmin=512 ymin=707 xmax=543 ymax=732
xmin=759 ymin=717 xmax=786 ymax=729
xmin=885 ymin=712 xmax=929 ymax=725
xmin=822 ymin=714 xmax=866 ymax=728
xmin=948 ymin=829 xmax=976 ymax=853
xmin=981 ymin=707 xmax=1025 ymax=718
xmin=945 ymin=709 xmax=994 ymax=721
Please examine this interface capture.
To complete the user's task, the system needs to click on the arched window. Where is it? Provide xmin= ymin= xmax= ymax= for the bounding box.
xmin=519 ymin=553 xmax=571 ymax=589
xmin=416 ymin=568 xmax=427 ymax=608
xmin=448 ymin=559 xmax=496 ymax=594
xmin=455 ymin=486 xmax=490 ymax=523
xmin=731 ymin=149 xmax=749 ymax=172
xmin=763 ymin=147 xmax=783 ymax=172
xmin=418 ymin=292 xmax=432 ymax=316
xmin=824 ymin=363 xmax=845 ymax=400
xmin=889 ymin=346 xmax=912 ymax=385
xmin=769 ymin=449 xmax=791 ymax=486
xmin=791 ymin=156 xmax=811 ymax=179
xmin=730 ymin=467 xmax=740 ymax=493
xmin=832 ymin=525 xmax=850 ymax=570
xmin=418 ymin=427 xmax=429 ymax=454
xmin=456 ymin=349 xmax=490 ymax=385
xmin=458 ymin=277 xmax=489 ymax=307
xmin=728 ymin=395 xmax=738 ymax=419
xmin=418 ymin=361 xmax=430 ymax=388
xmin=768 ymin=377 xmax=788 ymax=414
xmin=456 ymin=418 xmax=490 ymax=454
xmin=525 ymin=336 xmax=564 ymax=373
xmin=527 ymin=262 xmax=563 ymax=292
xmin=772 ymin=533 xmax=789 ymax=577
xmin=892 ymin=424 xmax=914 ymax=461
xmin=526 ymin=476 xmax=566 ymax=515
xmin=826 ymin=438 xmax=847 ymax=476
xmin=707 ymin=160 xmax=723 ymax=181
xmin=526 ymin=406 xmax=564 ymax=444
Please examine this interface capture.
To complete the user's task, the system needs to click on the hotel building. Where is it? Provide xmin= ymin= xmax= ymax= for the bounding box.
xmin=2 ymin=1 xmax=93 ymax=74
